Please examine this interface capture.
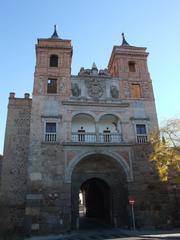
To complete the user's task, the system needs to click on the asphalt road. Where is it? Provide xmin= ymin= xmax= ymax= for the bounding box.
xmin=26 ymin=228 xmax=180 ymax=240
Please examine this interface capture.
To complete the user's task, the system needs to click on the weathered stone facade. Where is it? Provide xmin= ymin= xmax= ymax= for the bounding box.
xmin=0 ymin=29 xmax=172 ymax=234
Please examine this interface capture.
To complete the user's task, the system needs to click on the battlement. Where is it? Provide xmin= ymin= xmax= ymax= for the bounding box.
xmin=8 ymin=92 xmax=32 ymax=107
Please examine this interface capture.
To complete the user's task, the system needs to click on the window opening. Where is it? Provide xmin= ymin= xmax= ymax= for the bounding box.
xmin=46 ymin=122 xmax=56 ymax=133
xmin=47 ymin=79 xmax=57 ymax=94
xmin=50 ymin=55 xmax=58 ymax=67
xmin=45 ymin=122 xmax=56 ymax=142
xmin=128 ymin=61 xmax=136 ymax=72
xmin=136 ymin=124 xmax=147 ymax=143
xmin=136 ymin=124 xmax=146 ymax=134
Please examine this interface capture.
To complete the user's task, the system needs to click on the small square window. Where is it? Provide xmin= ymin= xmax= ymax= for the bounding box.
xmin=136 ymin=124 xmax=146 ymax=134
xmin=47 ymin=79 xmax=57 ymax=94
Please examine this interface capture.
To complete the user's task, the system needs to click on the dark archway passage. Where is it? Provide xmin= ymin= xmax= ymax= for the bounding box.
xmin=79 ymin=178 xmax=111 ymax=228
xmin=71 ymin=153 xmax=129 ymax=230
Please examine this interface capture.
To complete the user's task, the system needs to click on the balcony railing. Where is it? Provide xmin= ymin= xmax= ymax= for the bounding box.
xmin=136 ymin=135 xmax=148 ymax=144
xmin=45 ymin=133 xmax=57 ymax=142
xmin=44 ymin=132 xmax=148 ymax=144
xmin=71 ymin=132 xmax=122 ymax=143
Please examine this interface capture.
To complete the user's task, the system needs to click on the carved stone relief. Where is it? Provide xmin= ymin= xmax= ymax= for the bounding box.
xmin=72 ymin=83 xmax=81 ymax=97
xmin=38 ymin=76 xmax=43 ymax=94
xmin=60 ymin=77 xmax=66 ymax=93
xmin=87 ymin=79 xmax=105 ymax=98
xmin=110 ymin=85 xmax=119 ymax=98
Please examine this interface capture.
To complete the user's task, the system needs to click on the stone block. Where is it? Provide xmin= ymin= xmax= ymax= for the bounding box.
xmin=30 ymin=172 xmax=42 ymax=181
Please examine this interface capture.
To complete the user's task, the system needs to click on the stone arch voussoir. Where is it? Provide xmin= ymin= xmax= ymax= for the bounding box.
xmin=64 ymin=150 xmax=133 ymax=183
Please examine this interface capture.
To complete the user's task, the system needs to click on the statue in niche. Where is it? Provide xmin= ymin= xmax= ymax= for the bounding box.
xmin=110 ymin=85 xmax=119 ymax=99
xmin=72 ymin=83 xmax=81 ymax=97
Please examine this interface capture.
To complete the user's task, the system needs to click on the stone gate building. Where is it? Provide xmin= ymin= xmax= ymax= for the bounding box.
xmin=0 ymin=27 xmax=170 ymax=234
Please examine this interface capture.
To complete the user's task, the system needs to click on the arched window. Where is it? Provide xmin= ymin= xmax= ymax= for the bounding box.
xmin=49 ymin=55 xmax=58 ymax=67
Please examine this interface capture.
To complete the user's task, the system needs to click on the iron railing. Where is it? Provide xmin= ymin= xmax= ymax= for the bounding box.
xmin=71 ymin=132 xmax=122 ymax=143
xmin=136 ymin=135 xmax=148 ymax=144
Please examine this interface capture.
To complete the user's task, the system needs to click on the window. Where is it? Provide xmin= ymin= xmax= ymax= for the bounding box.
xmin=49 ymin=55 xmax=58 ymax=67
xmin=45 ymin=122 xmax=56 ymax=142
xmin=131 ymin=84 xmax=141 ymax=98
xmin=136 ymin=124 xmax=147 ymax=143
xmin=46 ymin=122 xmax=56 ymax=133
xmin=136 ymin=124 xmax=146 ymax=134
xmin=128 ymin=61 xmax=136 ymax=72
xmin=47 ymin=79 xmax=57 ymax=94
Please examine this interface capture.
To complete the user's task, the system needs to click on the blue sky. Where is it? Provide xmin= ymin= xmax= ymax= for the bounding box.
xmin=0 ymin=0 xmax=180 ymax=154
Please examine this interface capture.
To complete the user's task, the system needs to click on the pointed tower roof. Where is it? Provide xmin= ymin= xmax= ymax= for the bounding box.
xmin=92 ymin=62 xmax=98 ymax=70
xmin=51 ymin=25 xmax=59 ymax=39
xmin=121 ymin=33 xmax=130 ymax=46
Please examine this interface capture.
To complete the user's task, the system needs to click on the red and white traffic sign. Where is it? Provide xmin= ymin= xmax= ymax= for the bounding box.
xmin=128 ymin=196 xmax=135 ymax=205
xmin=128 ymin=196 xmax=136 ymax=230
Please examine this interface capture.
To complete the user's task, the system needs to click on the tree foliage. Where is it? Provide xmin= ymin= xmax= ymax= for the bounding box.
xmin=150 ymin=118 xmax=180 ymax=181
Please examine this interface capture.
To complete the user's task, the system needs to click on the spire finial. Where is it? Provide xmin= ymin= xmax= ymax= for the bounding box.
xmin=121 ymin=32 xmax=129 ymax=46
xmin=51 ymin=24 xmax=59 ymax=39
xmin=92 ymin=62 xmax=97 ymax=70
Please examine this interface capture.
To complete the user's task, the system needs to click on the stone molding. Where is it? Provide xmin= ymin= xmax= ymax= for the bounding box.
xmin=64 ymin=150 xmax=133 ymax=183
xmin=62 ymin=101 xmax=129 ymax=108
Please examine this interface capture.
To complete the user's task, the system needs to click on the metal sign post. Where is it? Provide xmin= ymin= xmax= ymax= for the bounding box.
xmin=131 ymin=204 xmax=136 ymax=230
xmin=128 ymin=196 xmax=136 ymax=230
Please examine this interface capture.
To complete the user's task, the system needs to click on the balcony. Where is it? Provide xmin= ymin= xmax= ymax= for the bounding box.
xmin=44 ymin=132 xmax=148 ymax=144
xmin=45 ymin=133 xmax=56 ymax=142
xmin=71 ymin=132 xmax=122 ymax=143
xmin=136 ymin=134 xmax=148 ymax=144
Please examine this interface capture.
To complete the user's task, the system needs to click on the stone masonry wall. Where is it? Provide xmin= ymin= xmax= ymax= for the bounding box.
xmin=0 ymin=94 xmax=31 ymax=233
xmin=129 ymin=144 xmax=171 ymax=228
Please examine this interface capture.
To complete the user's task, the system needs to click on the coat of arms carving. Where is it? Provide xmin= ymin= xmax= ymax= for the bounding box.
xmin=87 ymin=79 xmax=105 ymax=98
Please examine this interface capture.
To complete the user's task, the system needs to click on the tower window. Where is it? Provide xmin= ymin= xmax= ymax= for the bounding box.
xmin=128 ymin=61 xmax=136 ymax=72
xmin=49 ymin=55 xmax=58 ymax=67
xmin=47 ymin=79 xmax=57 ymax=94
xmin=131 ymin=84 xmax=141 ymax=98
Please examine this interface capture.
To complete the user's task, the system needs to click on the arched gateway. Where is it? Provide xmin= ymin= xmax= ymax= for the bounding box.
xmin=70 ymin=153 xmax=130 ymax=229
xmin=1 ymin=29 xmax=170 ymax=235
